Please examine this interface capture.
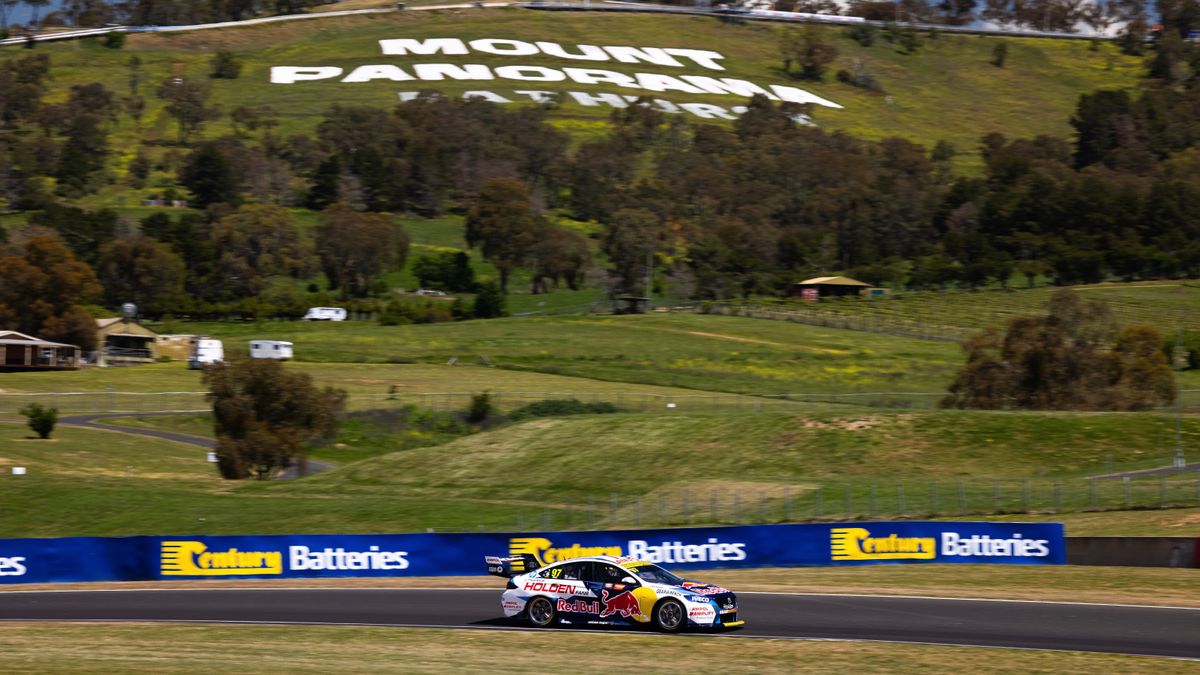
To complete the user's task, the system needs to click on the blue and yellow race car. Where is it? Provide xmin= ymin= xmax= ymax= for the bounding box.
xmin=485 ymin=553 xmax=743 ymax=632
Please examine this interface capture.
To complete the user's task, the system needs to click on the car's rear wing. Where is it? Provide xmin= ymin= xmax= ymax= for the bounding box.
xmin=485 ymin=553 xmax=540 ymax=578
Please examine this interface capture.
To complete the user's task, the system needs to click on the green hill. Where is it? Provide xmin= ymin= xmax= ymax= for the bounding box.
xmin=14 ymin=7 xmax=1141 ymax=176
xmin=4 ymin=407 xmax=1197 ymax=538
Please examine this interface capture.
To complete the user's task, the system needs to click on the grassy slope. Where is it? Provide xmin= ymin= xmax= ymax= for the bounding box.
xmin=5 ymin=624 xmax=1191 ymax=674
xmin=742 ymin=280 xmax=1200 ymax=339
xmin=157 ymin=313 xmax=964 ymax=394
xmin=6 ymin=9 xmax=1142 ymax=169
xmin=5 ymin=405 xmax=1197 ymax=536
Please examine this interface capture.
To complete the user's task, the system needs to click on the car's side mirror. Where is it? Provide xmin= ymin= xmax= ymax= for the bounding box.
xmin=621 ymin=576 xmax=638 ymax=584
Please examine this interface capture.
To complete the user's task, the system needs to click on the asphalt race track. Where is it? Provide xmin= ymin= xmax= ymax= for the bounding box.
xmin=1 ymin=588 xmax=1197 ymax=658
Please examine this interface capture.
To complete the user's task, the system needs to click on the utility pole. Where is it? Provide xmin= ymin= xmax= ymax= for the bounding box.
xmin=644 ymin=248 xmax=653 ymax=311
xmin=1174 ymin=328 xmax=1186 ymax=469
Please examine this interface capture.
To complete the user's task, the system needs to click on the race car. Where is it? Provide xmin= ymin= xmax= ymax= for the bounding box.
xmin=485 ymin=553 xmax=743 ymax=632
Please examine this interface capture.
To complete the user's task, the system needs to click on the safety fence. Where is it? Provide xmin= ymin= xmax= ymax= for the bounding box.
xmin=497 ymin=477 xmax=1200 ymax=534
xmin=0 ymin=390 xmax=956 ymax=419
xmin=0 ymin=521 xmax=1065 ymax=584
xmin=4 ymin=388 xmax=1196 ymax=418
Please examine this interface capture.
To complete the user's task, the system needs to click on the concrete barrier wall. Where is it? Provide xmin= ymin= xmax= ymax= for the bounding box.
xmin=1066 ymin=537 xmax=1199 ymax=568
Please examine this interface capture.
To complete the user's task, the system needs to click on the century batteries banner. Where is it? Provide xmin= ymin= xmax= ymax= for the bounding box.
xmin=0 ymin=521 xmax=1065 ymax=584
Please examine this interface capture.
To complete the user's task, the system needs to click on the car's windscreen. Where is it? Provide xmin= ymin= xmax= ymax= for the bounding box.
xmin=628 ymin=564 xmax=684 ymax=585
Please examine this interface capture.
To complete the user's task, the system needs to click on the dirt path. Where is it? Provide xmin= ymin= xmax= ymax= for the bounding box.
xmin=58 ymin=413 xmax=330 ymax=480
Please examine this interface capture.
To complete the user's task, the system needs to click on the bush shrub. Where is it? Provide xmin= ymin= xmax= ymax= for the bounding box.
xmin=845 ymin=24 xmax=877 ymax=46
xmin=103 ymin=31 xmax=126 ymax=49
xmin=20 ymin=403 xmax=59 ymax=439
xmin=466 ymin=391 xmax=495 ymax=424
xmin=992 ymin=40 xmax=1009 ymax=68
xmin=210 ymin=51 xmax=242 ymax=79
xmin=836 ymin=60 xmax=883 ymax=92
xmin=508 ymin=398 xmax=621 ymax=421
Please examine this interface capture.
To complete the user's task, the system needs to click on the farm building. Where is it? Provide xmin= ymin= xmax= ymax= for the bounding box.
xmin=0 ymin=331 xmax=80 ymax=371
xmin=790 ymin=276 xmax=883 ymax=299
xmin=95 ymin=317 xmax=160 ymax=366
xmin=156 ymin=334 xmax=207 ymax=361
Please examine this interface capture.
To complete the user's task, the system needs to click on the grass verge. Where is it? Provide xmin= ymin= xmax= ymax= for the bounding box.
xmin=2 ymin=411 xmax=1198 ymax=537
xmin=0 ymin=623 xmax=1192 ymax=673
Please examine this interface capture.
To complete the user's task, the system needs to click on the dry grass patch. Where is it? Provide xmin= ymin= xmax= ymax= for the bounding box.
xmin=0 ymin=623 xmax=1191 ymax=673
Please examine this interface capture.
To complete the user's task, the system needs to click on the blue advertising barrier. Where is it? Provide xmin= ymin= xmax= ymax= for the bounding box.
xmin=0 ymin=521 xmax=1064 ymax=584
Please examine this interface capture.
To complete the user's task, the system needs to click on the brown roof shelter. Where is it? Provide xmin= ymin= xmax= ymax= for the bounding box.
xmin=790 ymin=276 xmax=873 ymax=299
xmin=0 ymin=331 xmax=80 ymax=371
xmin=96 ymin=317 xmax=159 ymax=366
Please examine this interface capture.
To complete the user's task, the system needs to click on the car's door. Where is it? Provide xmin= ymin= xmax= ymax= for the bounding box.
xmin=537 ymin=561 xmax=597 ymax=620
xmin=584 ymin=562 xmax=644 ymax=622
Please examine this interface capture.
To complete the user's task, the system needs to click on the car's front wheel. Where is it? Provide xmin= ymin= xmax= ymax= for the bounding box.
xmin=526 ymin=596 xmax=557 ymax=628
xmin=653 ymin=599 xmax=686 ymax=633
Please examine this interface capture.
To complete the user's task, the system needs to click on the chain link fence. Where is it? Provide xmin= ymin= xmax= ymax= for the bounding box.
xmin=4 ymin=388 xmax=1196 ymax=419
xmin=0 ymin=390 xmax=956 ymax=419
xmin=501 ymin=475 xmax=1200 ymax=533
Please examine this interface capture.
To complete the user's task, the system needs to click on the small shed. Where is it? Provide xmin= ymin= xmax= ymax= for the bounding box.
xmin=614 ymin=295 xmax=650 ymax=315
xmin=790 ymin=276 xmax=871 ymax=299
xmin=96 ymin=317 xmax=159 ymax=366
xmin=156 ymin=334 xmax=206 ymax=361
xmin=0 ymin=331 xmax=80 ymax=371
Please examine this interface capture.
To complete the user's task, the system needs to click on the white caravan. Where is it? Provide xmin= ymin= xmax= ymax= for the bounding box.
xmin=250 ymin=340 xmax=294 ymax=360
xmin=187 ymin=338 xmax=224 ymax=370
xmin=303 ymin=307 xmax=347 ymax=321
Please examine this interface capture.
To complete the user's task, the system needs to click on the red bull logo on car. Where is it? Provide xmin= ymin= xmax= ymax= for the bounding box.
xmin=557 ymin=598 xmax=601 ymax=613
xmin=600 ymin=590 xmax=644 ymax=619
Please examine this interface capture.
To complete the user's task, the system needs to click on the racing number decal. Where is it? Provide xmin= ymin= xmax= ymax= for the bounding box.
xmin=547 ymin=567 xmax=562 ymax=578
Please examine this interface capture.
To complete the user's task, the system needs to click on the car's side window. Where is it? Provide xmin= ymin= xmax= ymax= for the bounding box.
xmin=549 ymin=561 xmax=588 ymax=580
xmin=589 ymin=563 xmax=628 ymax=584
xmin=563 ymin=562 xmax=591 ymax=580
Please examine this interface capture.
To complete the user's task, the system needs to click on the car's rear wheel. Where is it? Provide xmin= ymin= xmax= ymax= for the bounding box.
xmin=526 ymin=596 xmax=557 ymax=628
xmin=653 ymin=599 xmax=685 ymax=633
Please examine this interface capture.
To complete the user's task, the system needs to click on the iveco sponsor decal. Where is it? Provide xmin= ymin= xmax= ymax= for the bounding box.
xmin=511 ymin=536 xmax=747 ymax=565
xmin=831 ymin=527 xmax=1052 ymax=561
xmin=161 ymin=541 xmax=409 ymax=576
xmin=0 ymin=556 xmax=27 ymax=577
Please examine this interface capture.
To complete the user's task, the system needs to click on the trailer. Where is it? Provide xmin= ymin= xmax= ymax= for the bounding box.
xmin=250 ymin=340 xmax=294 ymax=360
xmin=303 ymin=307 xmax=347 ymax=321
xmin=187 ymin=338 xmax=224 ymax=369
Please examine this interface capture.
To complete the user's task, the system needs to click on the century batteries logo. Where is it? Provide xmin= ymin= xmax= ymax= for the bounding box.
xmin=830 ymin=528 xmax=936 ymax=561
xmin=510 ymin=538 xmax=622 ymax=564
xmin=0 ymin=555 xmax=27 ymax=577
xmin=831 ymin=527 xmax=1052 ymax=561
xmin=510 ymin=536 xmax=746 ymax=565
xmin=161 ymin=541 xmax=411 ymax=576
xmin=161 ymin=541 xmax=283 ymax=576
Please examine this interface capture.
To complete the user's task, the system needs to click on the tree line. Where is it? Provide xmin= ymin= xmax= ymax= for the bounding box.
xmin=0 ymin=0 xmax=337 ymax=32
xmin=4 ymin=26 xmax=1200 ymax=343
